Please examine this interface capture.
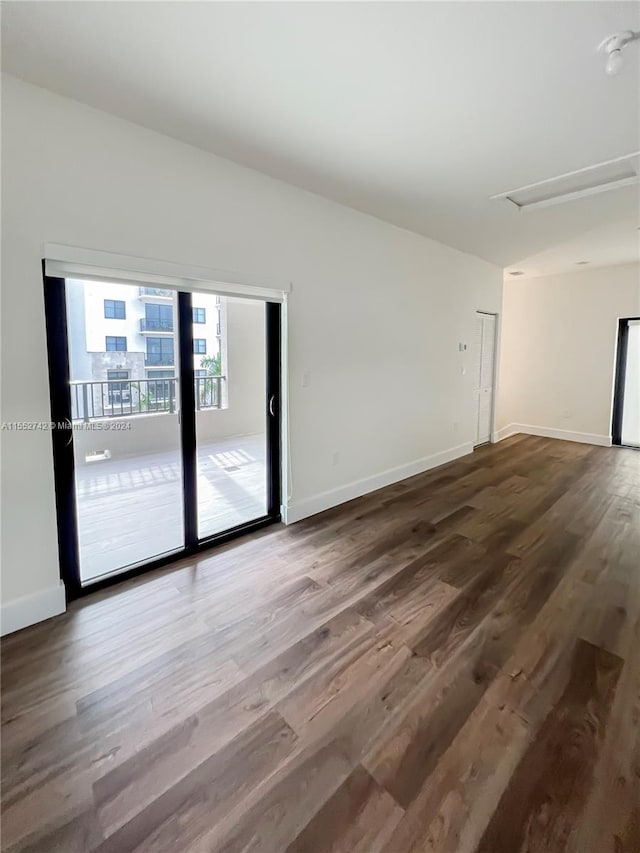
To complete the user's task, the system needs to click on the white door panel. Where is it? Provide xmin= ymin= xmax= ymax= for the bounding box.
xmin=474 ymin=312 xmax=496 ymax=446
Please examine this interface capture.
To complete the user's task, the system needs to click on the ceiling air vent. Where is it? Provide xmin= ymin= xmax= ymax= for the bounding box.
xmin=491 ymin=152 xmax=640 ymax=212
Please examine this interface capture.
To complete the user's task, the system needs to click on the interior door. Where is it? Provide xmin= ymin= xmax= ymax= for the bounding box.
xmin=474 ymin=312 xmax=496 ymax=446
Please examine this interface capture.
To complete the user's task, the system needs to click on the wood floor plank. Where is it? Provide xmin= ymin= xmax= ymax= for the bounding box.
xmin=1 ymin=436 xmax=638 ymax=853
xmin=93 ymin=711 xmax=298 ymax=851
xmin=568 ymin=563 xmax=640 ymax=853
xmin=203 ymin=648 xmax=431 ymax=852
xmin=363 ymin=625 xmax=502 ymax=810
xmin=285 ymin=765 xmax=404 ymax=853
xmin=409 ymin=551 xmax=519 ymax=666
xmin=475 ymin=639 xmax=624 ymax=853
xmin=377 ymin=698 xmax=530 ymax=853
xmin=277 ymin=627 xmax=427 ymax=741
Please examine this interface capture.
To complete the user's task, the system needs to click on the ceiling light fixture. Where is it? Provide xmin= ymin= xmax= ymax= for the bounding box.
xmin=598 ymin=30 xmax=640 ymax=76
xmin=491 ymin=152 xmax=640 ymax=212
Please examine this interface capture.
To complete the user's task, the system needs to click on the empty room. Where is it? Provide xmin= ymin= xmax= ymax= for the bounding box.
xmin=1 ymin=2 xmax=639 ymax=851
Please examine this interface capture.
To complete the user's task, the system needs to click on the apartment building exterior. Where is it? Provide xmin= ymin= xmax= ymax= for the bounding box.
xmin=66 ymin=280 xmax=226 ymax=419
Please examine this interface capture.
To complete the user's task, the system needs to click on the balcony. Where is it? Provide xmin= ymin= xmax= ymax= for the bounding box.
xmin=138 ymin=287 xmax=173 ymax=301
xmin=70 ymin=376 xmax=225 ymax=421
xmin=68 ymin=372 xmax=262 ymax=581
xmin=139 ymin=318 xmax=174 ymax=333
xmin=74 ymin=432 xmax=264 ymax=581
xmin=145 ymin=353 xmax=175 ymax=367
xmin=71 ymin=377 xmax=177 ymax=419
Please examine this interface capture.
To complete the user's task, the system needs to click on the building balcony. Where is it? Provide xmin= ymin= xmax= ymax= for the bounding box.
xmin=145 ymin=353 xmax=175 ymax=367
xmin=139 ymin=318 xmax=174 ymax=333
xmin=138 ymin=287 xmax=173 ymax=301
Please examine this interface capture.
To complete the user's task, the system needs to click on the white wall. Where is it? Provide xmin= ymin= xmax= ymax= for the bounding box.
xmin=496 ymin=263 xmax=640 ymax=443
xmin=0 ymin=75 xmax=502 ymax=627
xmin=203 ymin=297 xmax=266 ymax=438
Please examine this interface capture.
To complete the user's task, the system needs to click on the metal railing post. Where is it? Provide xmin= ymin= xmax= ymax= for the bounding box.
xmin=82 ymin=383 xmax=89 ymax=422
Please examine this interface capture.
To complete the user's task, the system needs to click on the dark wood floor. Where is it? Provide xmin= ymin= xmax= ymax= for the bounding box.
xmin=2 ymin=435 xmax=639 ymax=852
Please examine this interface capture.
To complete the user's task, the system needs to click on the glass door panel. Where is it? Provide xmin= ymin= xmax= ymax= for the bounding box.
xmin=192 ymin=293 xmax=268 ymax=538
xmin=621 ymin=319 xmax=640 ymax=447
xmin=65 ymin=279 xmax=184 ymax=582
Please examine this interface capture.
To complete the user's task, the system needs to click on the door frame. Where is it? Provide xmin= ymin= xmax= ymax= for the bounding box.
xmin=612 ymin=316 xmax=640 ymax=448
xmin=43 ymin=269 xmax=282 ymax=600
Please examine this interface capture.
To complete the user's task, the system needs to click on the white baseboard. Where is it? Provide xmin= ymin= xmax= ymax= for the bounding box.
xmin=284 ymin=441 xmax=474 ymax=525
xmin=1 ymin=581 xmax=66 ymax=636
xmin=492 ymin=423 xmax=611 ymax=448
xmin=492 ymin=424 xmax=519 ymax=443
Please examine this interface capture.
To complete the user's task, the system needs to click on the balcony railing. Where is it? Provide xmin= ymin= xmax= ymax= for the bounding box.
xmin=70 ymin=376 xmax=225 ymax=421
xmin=138 ymin=287 xmax=173 ymax=298
xmin=145 ymin=353 xmax=175 ymax=366
xmin=140 ymin=318 xmax=174 ymax=332
xmin=195 ymin=376 xmax=224 ymax=411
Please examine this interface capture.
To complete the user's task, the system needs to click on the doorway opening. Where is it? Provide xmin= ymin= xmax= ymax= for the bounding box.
xmin=44 ymin=274 xmax=282 ymax=597
xmin=612 ymin=317 xmax=640 ymax=449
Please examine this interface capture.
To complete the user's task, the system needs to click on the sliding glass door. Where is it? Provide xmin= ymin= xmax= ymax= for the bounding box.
xmin=193 ymin=294 xmax=269 ymax=538
xmin=65 ymin=280 xmax=183 ymax=582
xmin=44 ymin=274 xmax=281 ymax=596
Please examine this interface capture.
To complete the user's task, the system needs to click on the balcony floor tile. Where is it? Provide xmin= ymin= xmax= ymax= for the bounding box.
xmin=75 ymin=433 xmax=267 ymax=582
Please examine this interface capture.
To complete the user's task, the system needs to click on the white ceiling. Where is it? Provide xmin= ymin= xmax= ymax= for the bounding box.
xmin=2 ymin=1 xmax=640 ymax=276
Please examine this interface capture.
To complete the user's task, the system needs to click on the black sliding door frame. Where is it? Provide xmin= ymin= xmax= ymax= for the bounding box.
xmin=177 ymin=291 xmax=198 ymax=548
xmin=612 ymin=316 xmax=640 ymax=449
xmin=43 ymin=269 xmax=83 ymax=600
xmin=266 ymin=301 xmax=282 ymax=518
xmin=43 ymin=271 xmax=282 ymax=600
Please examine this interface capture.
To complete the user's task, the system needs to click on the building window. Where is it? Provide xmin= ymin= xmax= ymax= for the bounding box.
xmin=106 ymin=369 xmax=130 ymax=405
xmin=194 ymin=369 xmax=207 ymax=377
xmin=106 ymin=336 xmax=127 ymax=352
xmin=104 ymin=299 xmax=126 ymax=319
xmin=143 ymin=303 xmax=173 ymax=332
xmin=146 ymin=337 xmax=174 ymax=366
xmin=146 ymin=370 xmax=175 ymax=379
xmin=192 ymin=307 xmax=206 ymax=324
xmin=193 ymin=338 xmax=207 ymax=354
